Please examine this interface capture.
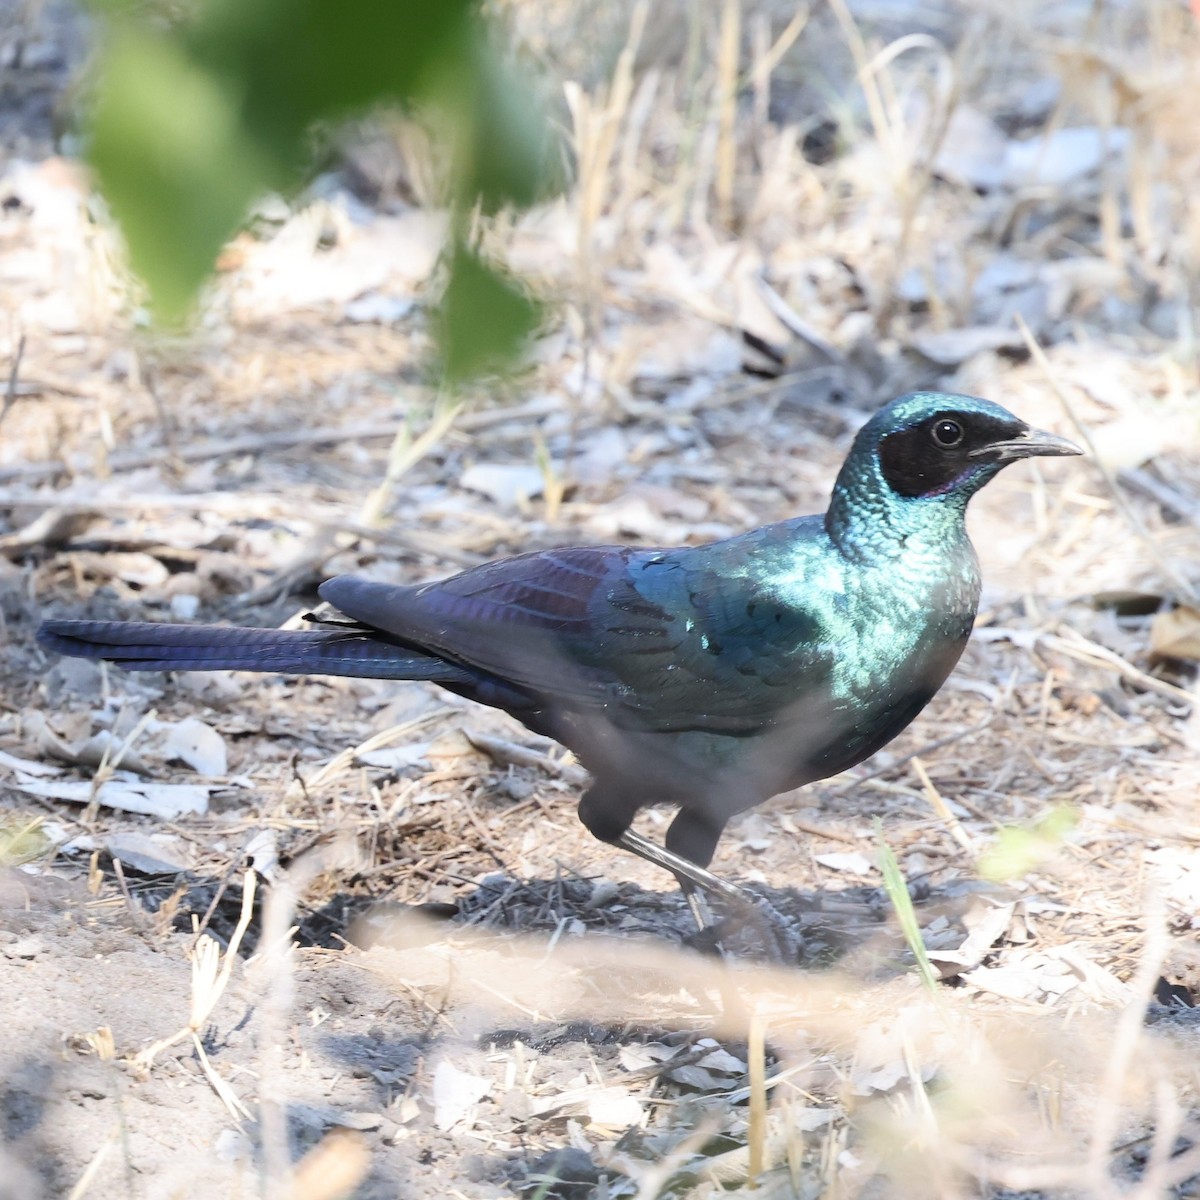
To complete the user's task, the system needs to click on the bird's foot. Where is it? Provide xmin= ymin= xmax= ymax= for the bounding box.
xmin=692 ymin=888 xmax=799 ymax=964
xmin=614 ymin=830 xmax=797 ymax=962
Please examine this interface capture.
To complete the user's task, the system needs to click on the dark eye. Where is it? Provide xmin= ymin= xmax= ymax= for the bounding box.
xmin=931 ymin=419 xmax=963 ymax=448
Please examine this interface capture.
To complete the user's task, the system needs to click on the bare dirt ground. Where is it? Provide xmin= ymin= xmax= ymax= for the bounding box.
xmin=3 ymin=1 xmax=1200 ymax=1197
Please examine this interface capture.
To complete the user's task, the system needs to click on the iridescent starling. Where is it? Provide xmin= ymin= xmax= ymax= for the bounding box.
xmin=38 ymin=392 xmax=1081 ymax=906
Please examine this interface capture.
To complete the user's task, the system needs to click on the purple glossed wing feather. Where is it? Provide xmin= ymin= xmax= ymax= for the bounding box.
xmin=319 ymin=538 xmax=835 ymax=734
xmin=318 ymin=547 xmax=646 ymax=707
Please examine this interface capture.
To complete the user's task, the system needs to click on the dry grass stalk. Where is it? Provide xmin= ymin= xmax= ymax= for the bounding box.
xmin=257 ymin=837 xmax=363 ymax=1200
xmin=65 ymin=1129 xmax=120 ymax=1200
xmin=358 ymin=394 xmax=462 ymax=529
xmin=910 ymin=755 xmax=975 ymax=858
xmin=747 ymin=1005 xmax=767 ymax=1184
xmin=14 ymin=0 xmax=1200 ymax=1192
xmin=1 ymin=332 xmax=26 ymax=431
xmin=346 ymin=908 xmax=1194 ymax=1191
xmin=289 ymin=1130 xmax=371 ymax=1200
xmin=747 ymin=4 xmax=811 ymax=134
xmin=564 ymin=0 xmax=647 ymax=290
xmin=133 ymin=869 xmax=257 ymax=1124
xmin=714 ymin=0 xmax=741 ymax=230
xmin=83 ymin=707 xmax=157 ymax=824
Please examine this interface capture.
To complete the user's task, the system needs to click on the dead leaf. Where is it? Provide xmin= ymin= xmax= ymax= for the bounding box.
xmin=13 ymin=776 xmax=211 ymax=818
xmin=585 ymin=1087 xmax=643 ymax=1129
xmin=926 ymin=899 xmax=1019 ymax=977
xmin=0 ymin=748 xmax=62 ymax=778
xmin=1151 ymin=606 xmax=1200 ymax=661
xmin=459 ymin=463 xmax=544 ymax=508
xmin=1004 ymin=126 xmax=1131 ymax=188
xmin=158 ymin=717 xmax=228 ymax=777
xmin=245 ymin=829 xmax=280 ymax=881
xmin=815 ymin=851 xmax=875 ymax=875
xmin=933 ymin=104 xmax=1009 ymax=191
xmin=356 ymin=743 xmax=431 ymax=771
xmin=24 ymin=711 xmax=150 ymax=774
xmin=106 ymin=831 xmax=192 ymax=874
xmin=432 ymin=1060 xmax=490 ymax=1131
xmin=910 ymin=326 xmax=1025 ymax=366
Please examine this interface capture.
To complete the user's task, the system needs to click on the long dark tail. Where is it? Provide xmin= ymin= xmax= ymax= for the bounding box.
xmin=37 ymin=619 xmax=476 ymax=683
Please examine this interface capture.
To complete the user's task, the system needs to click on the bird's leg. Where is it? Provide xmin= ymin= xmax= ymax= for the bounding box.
xmin=678 ymin=878 xmax=715 ymax=934
xmin=616 ymin=828 xmax=756 ymax=909
xmin=580 ymin=785 xmax=767 ymax=936
xmin=619 ymin=829 xmax=792 ymax=962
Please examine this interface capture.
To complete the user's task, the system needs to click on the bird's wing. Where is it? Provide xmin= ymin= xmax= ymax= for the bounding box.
xmin=320 ymin=533 xmax=835 ymax=733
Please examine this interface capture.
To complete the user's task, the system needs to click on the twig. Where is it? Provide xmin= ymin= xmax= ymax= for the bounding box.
xmin=834 ymin=713 xmax=996 ymax=792
xmin=0 ymin=394 xmax=562 ymax=486
xmin=142 ymin=360 xmax=179 ymax=463
xmin=465 ymin=731 xmax=589 ymax=786
xmin=0 ymin=333 xmax=26 ymax=431
xmin=1040 ymin=626 xmax=1194 ymax=705
xmin=753 ymin=277 xmax=846 ymax=365
xmin=0 ymin=493 xmax=483 ymax=568
xmin=1117 ymin=466 xmax=1200 ymax=525
xmin=110 ymin=857 xmax=143 ymax=927
xmin=911 ymin=755 xmax=975 ymax=856
xmin=293 ymin=708 xmax=453 ymax=795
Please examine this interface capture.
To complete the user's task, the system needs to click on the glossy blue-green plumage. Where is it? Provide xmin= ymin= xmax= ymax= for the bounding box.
xmin=38 ymin=390 xmax=1075 ymax=874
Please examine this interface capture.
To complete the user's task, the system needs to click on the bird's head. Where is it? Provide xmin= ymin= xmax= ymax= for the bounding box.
xmin=850 ymin=390 xmax=1080 ymax=499
xmin=828 ymin=391 xmax=1082 ymax=549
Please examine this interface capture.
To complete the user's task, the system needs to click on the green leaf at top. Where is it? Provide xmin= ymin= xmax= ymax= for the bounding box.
xmin=90 ymin=26 xmax=272 ymax=322
xmin=437 ymin=245 xmax=540 ymax=383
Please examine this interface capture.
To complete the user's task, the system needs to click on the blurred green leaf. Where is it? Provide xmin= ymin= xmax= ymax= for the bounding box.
xmin=450 ymin=40 xmax=567 ymax=213
xmin=0 ymin=816 xmax=48 ymax=867
xmin=978 ymin=806 xmax=1077 ymax=883
xmin=438 ymin=244 xmax=539 ymax=382
xmin=189 ymin=0 xmax=475 ymax=146
xmin=90 ymin=25 xmax=271 ymax=321
xmin=876 ymin=819 xmax=939 ymax=992
xmin=85 ymin=0 xmax=563 ymax=369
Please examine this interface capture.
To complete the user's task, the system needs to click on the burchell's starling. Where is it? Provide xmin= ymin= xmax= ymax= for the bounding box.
xmin=39 ymin=392 xmax=1081 ymax=912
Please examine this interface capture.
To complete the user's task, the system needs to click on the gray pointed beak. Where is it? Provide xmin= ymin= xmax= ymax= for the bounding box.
xmin=971 ymin=427 xmax=1083 ymax=462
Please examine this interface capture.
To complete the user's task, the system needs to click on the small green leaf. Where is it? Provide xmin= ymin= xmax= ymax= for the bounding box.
xmin=84 ymin=0 xmax=562 ymax=333
xmin=437 ymin=245 xmax=539 ymax=382
xmin=876 ymin=819 xmax=939 ymax=992
xmin=978 ymin=806 xmax=1077 ymax=883
xmin=0 ymin=816 xmax=48 ymax=867
xmin=455 ymin=40 xmax=567 ymax=213
xmin=190 ymin=0 xmax=476 ymax=145
xmin=90 ymin=26 xmax=271 ymax=322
